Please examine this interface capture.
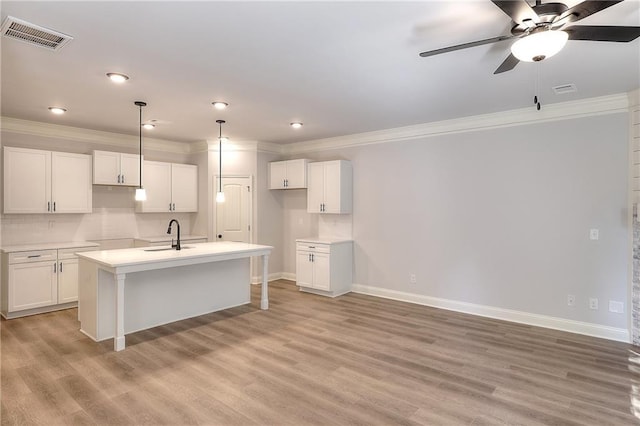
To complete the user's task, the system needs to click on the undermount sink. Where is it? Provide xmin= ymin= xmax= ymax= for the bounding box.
xmin=143 ymin=246 xmax=193 ymax=252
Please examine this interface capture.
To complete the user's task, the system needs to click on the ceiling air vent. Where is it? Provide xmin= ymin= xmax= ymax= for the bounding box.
xmin=1 ymin=16 xmax=73 ymax=51
xmin=552 ymin=84 xmax=577 ymax=95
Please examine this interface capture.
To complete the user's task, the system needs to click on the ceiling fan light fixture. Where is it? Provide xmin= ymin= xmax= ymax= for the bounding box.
xmin=511 ymin=30 xmax=568 ymax=62
xmin=142 ymin=123 xmax=155 ymax=129
xmin=290 ymin=122 xmax=303 ymax=129
xmin=212 ymin=101 xmax=228 ymax=110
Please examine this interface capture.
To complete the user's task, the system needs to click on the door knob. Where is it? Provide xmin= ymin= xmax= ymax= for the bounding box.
xmin=218 ymin=234 xmax=222 ymax=239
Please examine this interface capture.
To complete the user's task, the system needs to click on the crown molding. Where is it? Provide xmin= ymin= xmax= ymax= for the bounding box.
xmin=193 ymin=139 xmax=284 ymax=154
xmin=1 ymin=117 xmax=190 ymax=154
xmin=285 ymin=93 xmax=630 ymax=155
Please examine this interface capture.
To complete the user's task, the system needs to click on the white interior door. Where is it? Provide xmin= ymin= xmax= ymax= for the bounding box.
xmin=215 ymin=176 xmax=251 ymax=243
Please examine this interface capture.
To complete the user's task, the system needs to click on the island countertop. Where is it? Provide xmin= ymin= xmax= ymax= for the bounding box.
xmin=76 ymin=241 xmax=273 ymax=273
xmin=77 ymin=241 xmax=273 ymax=351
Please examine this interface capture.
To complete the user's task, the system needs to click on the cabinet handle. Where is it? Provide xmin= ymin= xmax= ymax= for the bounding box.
xmin=311 ymin=254 xmax=314 ymax=262
xmin=53 ymin=202 xmax=56 ymax=212
xmin=60 ymin=262 xmax=63 ymax=272
xmin=117 ymin=175 xmax=121 ymax=183
xmin=27 ymin=255 xmax=41 ymax=258
xmin=172 ymin=203 xmax=176 ymax=211
xmin=285 ymin=179 xmax=288 ymax=187
xmin=122 ymin=175 xmax=125 ymax=183
xmin=48 ymin=202 xmax=51 ymax=212
xmin=54 ymin=263 xmax=57 ymax=273
xmin=169 ymin=203 xmax=172 ymax=211
xmin=308 ymin=253 xmax=311 ymax=262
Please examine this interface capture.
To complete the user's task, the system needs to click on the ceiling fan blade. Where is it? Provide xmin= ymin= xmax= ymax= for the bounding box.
xmin=558 ymin=1 xmax=623 ymax=24
xmin=493 ymin=53 xmax=520 ymax=74
xmin=419 ymin=35 xmax=515 ymax=57
xmin=565 ymin=25 xmax=640 ymax=41
xmin=491 ymin=0 xmax=539 ymax=24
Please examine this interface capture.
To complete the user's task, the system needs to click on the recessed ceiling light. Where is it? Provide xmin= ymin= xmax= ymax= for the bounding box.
xmin=142 ymin=123 xmax=155 ymax=130
xmin=212 ymin=101 xmax=228 ymax=110
xmin=48 ymin=107 xmax=66 ymax=114
xmin=290 ymin=122 xmax=303 ymax=129
xmin=106 ymin=72 xmax=129 ymax=83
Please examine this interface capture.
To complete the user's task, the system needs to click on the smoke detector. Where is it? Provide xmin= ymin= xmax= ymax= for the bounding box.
xmin=1 ymin=16 xmax=73 ymax=51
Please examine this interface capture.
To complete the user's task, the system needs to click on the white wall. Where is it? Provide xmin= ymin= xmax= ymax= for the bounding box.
xmin=283 ymin=113 xmax=629 ymax=330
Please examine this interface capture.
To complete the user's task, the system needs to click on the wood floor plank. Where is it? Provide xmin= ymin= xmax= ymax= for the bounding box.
xmin=2 ymin=279 xmax=640 ymax=425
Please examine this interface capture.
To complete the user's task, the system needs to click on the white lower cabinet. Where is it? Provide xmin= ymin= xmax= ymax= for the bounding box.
xmin=1 ymin=243 xmax=98 ymax=318
xmin=295 ymin=238 xmax=353 ymax=297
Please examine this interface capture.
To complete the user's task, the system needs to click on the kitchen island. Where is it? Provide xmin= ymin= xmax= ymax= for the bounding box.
xmin=76 ymin=241 xmax=272 ymax=351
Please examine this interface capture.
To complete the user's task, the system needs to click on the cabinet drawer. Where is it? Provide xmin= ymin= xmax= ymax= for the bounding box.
xmin=58 ymin=246 xmax=95 ymax=260
xmin=296 ymin=243 xmax=330 ymax=254
xmin=8 ymin=250 xmax=57 ymax=264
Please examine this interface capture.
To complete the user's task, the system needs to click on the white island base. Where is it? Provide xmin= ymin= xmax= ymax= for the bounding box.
xmin=77 ymin=242 xmax=272 ymax=351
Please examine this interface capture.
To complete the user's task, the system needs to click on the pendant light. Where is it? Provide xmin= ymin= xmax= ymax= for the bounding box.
xmin=134 ymin=101 xmax=147 ymax=201
xmin=216 ymin=119 xmax=226 ymax=203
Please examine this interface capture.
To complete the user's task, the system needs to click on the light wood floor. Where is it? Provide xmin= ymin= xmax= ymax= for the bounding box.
xmin=2 ymin=279 xmax=639 ymax=425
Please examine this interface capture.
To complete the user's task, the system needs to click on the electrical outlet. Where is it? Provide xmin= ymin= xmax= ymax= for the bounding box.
xmin=589 ymin=229 xmax=599 ymax=240
xmin=567 ymin=294 xmax=575 ymax=306
xmin=609 ymin=300 xmax=624 ymax=314
xmin=589 ymin=298 xmax=599 ymax=310
xmin=409 ymin=274 xmax=417 ymax=284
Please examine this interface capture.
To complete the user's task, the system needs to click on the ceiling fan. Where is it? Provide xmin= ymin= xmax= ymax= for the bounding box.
xmin=419 ymin=0 xmax=640 ymax=74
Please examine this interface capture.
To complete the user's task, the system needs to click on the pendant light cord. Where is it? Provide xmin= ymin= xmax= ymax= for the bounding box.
xmin=139 ymin=105 xmax=142 ymax=188
xmin=216 ymin=120 xmax=225 ymax=193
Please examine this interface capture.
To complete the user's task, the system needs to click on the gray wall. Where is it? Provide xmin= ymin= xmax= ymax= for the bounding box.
xmin=285 ymin=113 xmax=629 ymax=329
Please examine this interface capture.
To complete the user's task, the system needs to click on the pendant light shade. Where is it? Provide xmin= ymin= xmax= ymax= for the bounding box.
xmin=216 ymin=119 xmax=226 ymax=203
xmin=511 ymin=29 xmax=568 ymax=62
xmin=134 ymin=101 xmax=147 ymax=201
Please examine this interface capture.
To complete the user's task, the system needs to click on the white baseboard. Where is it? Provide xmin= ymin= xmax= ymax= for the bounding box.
xmin=351 ymin=284 xmax=630 ymax=343
xmin=251 ymin=272 xmax=293 ymax=285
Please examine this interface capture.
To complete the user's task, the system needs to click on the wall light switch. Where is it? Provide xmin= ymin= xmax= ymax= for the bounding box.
xmin=567 ymin=294 xmax=575 ymax=306
xmin=589 ymin=229 xmax=599 ymax=240
xmin=589 ymin=298 xmax=598 ymax=310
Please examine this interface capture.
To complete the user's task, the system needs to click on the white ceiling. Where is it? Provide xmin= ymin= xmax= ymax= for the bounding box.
xmin=2 ymin=1 xmax=639 ymax=145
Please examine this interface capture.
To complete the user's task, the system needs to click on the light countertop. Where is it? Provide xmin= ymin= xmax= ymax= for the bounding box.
xmin=1 ymin=241 xmax=100 ymax=253
xmin=296 ymin=237 xmax=353 ymax=244
xmin=76 ymin=241 xmax=273 ymax=270
xmin=135 ymin=235 xmax=207 ymax=243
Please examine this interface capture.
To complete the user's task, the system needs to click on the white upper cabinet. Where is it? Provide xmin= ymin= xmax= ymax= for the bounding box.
xmin=171 ymin=163 xmax=198 ymax=212
xmin=136 ymin=161 xmax=198 ymax=213
xmin=3 ymin=147 xmax=92 ymax=214
xmin=307 ymin=160 xmax=352 ymax=214
xmin=269 ymin=159 xmax=309 ymax=189
xmin=93 ymin=150 xmax=141 ymax=186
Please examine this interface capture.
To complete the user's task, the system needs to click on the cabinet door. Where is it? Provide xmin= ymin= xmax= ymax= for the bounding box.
xmin=322 ymin=161 xmax=342 ymax=214
xmin=51 ymin=152 xmax=92 ymax=213
xmin=120 ymin=153 xmax=141 ymax=187
xmin=93 ymin=151 xmax=121 ymax=185
xmin=312 ymin=252 xmax=331 ymax=290
xmin=296 ymin=251 xmax=314 ymax=287
xmin=58 ymin=258 xmax=79 ymax=303
xmin=285 ymin=159 xmax=308 ymax=189
xmin=137 ymin=161 xmax=172 ymax=212
xmin=3 ymin=147 xmax=51 ymax=214
xmin=171 ymin=164 xmax=198 ymax=212
xmin=306 ymin=162 xmax=325 ymax=213
xmin=8 ymin=262 xmax=57 ymax=312
xmin=269 ymin=161 xmax=287 ymax=189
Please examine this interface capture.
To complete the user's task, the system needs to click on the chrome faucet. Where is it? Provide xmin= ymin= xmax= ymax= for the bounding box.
xmin=167 ymin=219 xmax=181 ymax=250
